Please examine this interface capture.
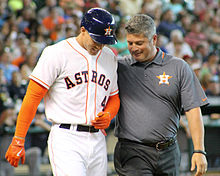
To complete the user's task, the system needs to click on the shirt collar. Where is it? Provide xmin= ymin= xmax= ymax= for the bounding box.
xmin=130 ymin=47 xmax=165 ymax=66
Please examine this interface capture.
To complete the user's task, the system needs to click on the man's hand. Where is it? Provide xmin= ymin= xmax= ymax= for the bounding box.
xmin=191 ymin=153 xmax=207 ymax=176
xmin=5 ymin=136 xmax=25 ymax=167
xmin=91 ymin=112 xmax=111 ymax=129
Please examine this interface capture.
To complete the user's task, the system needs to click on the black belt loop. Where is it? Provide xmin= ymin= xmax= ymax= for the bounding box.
xmin=119 ymin=137 xmax=176 ymax=151
xmin=59 ymin=124 xmax=99 ymax=133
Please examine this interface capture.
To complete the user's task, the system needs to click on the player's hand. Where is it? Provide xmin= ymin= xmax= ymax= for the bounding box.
xmin=191 ymin=153 xmax=207 ymax=176
xmin=91 ymin=112 xmax=111 ymax=129
xmin=5 ymin=136 xmax=25 ymax=167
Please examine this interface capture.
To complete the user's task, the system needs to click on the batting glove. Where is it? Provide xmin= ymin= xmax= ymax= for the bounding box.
xmin=92 ymin=112 xmax=111 ymax=129
xmin=5 ymin=136 xmax=25 ymax=167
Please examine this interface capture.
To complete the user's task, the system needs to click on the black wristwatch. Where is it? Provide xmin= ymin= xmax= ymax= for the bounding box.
xmin=193 ymin=150 xmax=207 ymax=156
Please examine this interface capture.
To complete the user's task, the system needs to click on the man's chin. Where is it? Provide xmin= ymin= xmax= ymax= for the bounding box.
xmin=89 ymin=50 xmax=99 ymax=55
xmin=132 ymin=55 xmax=143 ymax=62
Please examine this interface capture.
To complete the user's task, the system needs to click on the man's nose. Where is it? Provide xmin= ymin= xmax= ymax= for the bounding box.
xmin=130 ymin=45 xmax=138 ymax=52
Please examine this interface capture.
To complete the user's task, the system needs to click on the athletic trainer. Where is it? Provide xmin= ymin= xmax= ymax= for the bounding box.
xmin=114 ymin=14 xmax=208 ymax=176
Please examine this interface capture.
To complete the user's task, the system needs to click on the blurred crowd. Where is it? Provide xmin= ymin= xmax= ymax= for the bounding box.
xmin=0 ymin=0 xmax=219 ymax=175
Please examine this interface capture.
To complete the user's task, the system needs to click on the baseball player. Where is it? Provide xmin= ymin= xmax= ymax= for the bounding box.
xmin=5 ymin=8 xmax=120 ymax=176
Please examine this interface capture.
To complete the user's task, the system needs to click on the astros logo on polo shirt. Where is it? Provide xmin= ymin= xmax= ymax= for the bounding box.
xmin=156 ymin=72 xmax=173 ymax=85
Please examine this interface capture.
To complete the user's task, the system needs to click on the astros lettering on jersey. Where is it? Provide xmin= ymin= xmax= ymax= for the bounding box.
xmin=30 ymin=37 xmax=118 ymax=125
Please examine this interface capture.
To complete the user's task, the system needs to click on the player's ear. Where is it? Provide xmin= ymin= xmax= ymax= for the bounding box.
xmin=81 ymin=27 xmax=86 ymax=33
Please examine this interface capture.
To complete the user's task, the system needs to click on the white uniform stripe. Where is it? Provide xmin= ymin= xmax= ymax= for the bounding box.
xmin=29 ymin=75 xmax=50 ymax=89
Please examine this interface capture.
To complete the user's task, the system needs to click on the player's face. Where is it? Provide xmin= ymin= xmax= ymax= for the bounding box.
xmin=84 ymin=31 xmax=105 ymax=55
xmin=127 ymin=33 xmax=157 ymax=62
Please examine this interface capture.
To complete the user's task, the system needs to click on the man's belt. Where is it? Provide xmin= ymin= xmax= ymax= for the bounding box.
xmin=119 ymin=137 xmax=176 ymax=151
xmin=59 ymin=124 xmax=99 ymax=133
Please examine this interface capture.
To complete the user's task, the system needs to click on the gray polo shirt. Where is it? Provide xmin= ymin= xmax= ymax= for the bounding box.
xmin=115 ymin=48 xmax=208 ymax=143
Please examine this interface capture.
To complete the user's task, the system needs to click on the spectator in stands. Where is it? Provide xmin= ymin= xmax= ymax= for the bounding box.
xmin=10 ymin=34 xmax=29 ymax=61
xmin=0 ymin=69 xmax=15 ymax=176
xmin=19 ymin=43 xmax=39 ymax=82
xmin=200 ymin=52 xmax=220 ymax=82
xmin=0 ymin=14 xmax=18 ymax=46
xmin=184 ymin=20 xmax=207 ymax=52
xmin=205 ymin=16 xmax=220 ymax=48
xmin=194 ymin=41 xmax=210 ymax=62
xmin=8 ymin=71 xmax=27 ymax=103
xmin=157 ymin=9 xmax=185 ymax=40
xmin=30 ymin=25 xmax=48 ymax=53
xmin=190 ymin=58 xmax=202 ymax=79
xmin=0 ymin=48 xmax=19 ymax=83
xmin=42 ymin=6 xmax=65 ymax=33
xmin=205 ymin=75 xmax=220 ymax=97
xmin=65 ymin=25 xmax=76 ymax=38
xmin=118 ymin=0 xmax=143 ymax=16
xmin=49 ymin=22 xmax=66 ymax=43
xmin=156 ymin=34 xmax=168 ymax=53
xmin=106 ymin=0 xmax=122 ymax=27
xmin=0 ymin=68 xmax=8 ymax=126
xmin=37 ymin=0 xmax=64 ymax=23
xmin=11 ymin=37 xmax=29 ymax=68
xmin=14 ymin=0 xmax=36 ymax=23
xmin=165 ymin=29 xmax=193 ymax=58
xmin=167 ymin=0 xmax=184 ymax=16
xmin=84 ymin=0 xmax=100 ymax=12
xmin=177 ymin=11 xmax=193 ymax=33
xmin=193 ymin=0 xmax=207 ymax=21
xmin=111 ymin=19 xmax=130 ymax=57
xmin=62 ymin=2 xmax=75 ymax=21
xmin=141 ymin=0 xmax=162 ymax=18
xmin=0 ymin=1 xmax=12 ymax=30
xmin=8 ymin=0 xmax=36 ymax=14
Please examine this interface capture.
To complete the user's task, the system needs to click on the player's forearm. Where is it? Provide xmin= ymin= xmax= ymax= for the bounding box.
xmin=185 ymin=107 xmax=205 ymax=151
xmin=103 ymin=93 xmax=120 ymax=119
xmin=15 ymin=80 xmax=48 ymax=137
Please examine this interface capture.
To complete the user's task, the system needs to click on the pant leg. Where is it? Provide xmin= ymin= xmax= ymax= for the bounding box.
xmin=114 ymin=140 xmax=180 ymax=176
xmin=155 ymin=142 xmax=181 ymax=176
xmin=114 ymin=140 xmax=155 ymax=176
xmin=87 ymin=133 xmax=107 ymax=176
xmin=48 ymin=125 xmax=107 ymax=176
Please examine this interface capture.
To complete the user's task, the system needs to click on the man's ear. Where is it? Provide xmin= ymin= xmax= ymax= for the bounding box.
xmin=81 ymin=26 xmax=86 ymax=33
xmin=152 ymin=34 xmax=158 ymax=45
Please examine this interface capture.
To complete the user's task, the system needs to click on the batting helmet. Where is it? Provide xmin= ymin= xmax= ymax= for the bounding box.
xmin=81 ymin=8 xmax=117 ymax=45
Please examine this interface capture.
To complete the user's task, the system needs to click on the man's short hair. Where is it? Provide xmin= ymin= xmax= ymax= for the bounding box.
xmin=125 ymin=14 xmax=156 ymax=40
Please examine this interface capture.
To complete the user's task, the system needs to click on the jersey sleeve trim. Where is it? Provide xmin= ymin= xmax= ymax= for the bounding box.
xmin=29 ymin=75 xmax=50 ymax=89
xmin=110 ymin=89 xmax=119 ymax=96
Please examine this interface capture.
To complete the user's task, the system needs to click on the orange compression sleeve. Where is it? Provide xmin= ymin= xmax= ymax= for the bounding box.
xmin=15 ymin=79 xmax=48 ymax=138
xmin=103 ymin=94 xmax=120 ymax=120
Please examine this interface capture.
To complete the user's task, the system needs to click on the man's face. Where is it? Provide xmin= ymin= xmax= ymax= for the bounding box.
xmin=127 ymin=33 xmax=157 ymax=62
xmin=83 ymin=31 xmax=104 ymax=55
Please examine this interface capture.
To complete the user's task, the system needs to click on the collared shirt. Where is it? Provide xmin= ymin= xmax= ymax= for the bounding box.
xmin=115 ymin=48 xmax=208 ymax=143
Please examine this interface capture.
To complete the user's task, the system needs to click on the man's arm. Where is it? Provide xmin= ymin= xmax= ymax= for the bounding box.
xmin=5 ymin=80 xmax=48 ymax=167
xmin=185 ymin=107 xmax=207 ymax=176
xmin=91 ymin=94 xmax=120 ymax=129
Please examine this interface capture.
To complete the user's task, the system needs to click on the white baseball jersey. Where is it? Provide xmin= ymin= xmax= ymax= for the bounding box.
xmin=30 ymin=37 xmax=118 ymax=125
